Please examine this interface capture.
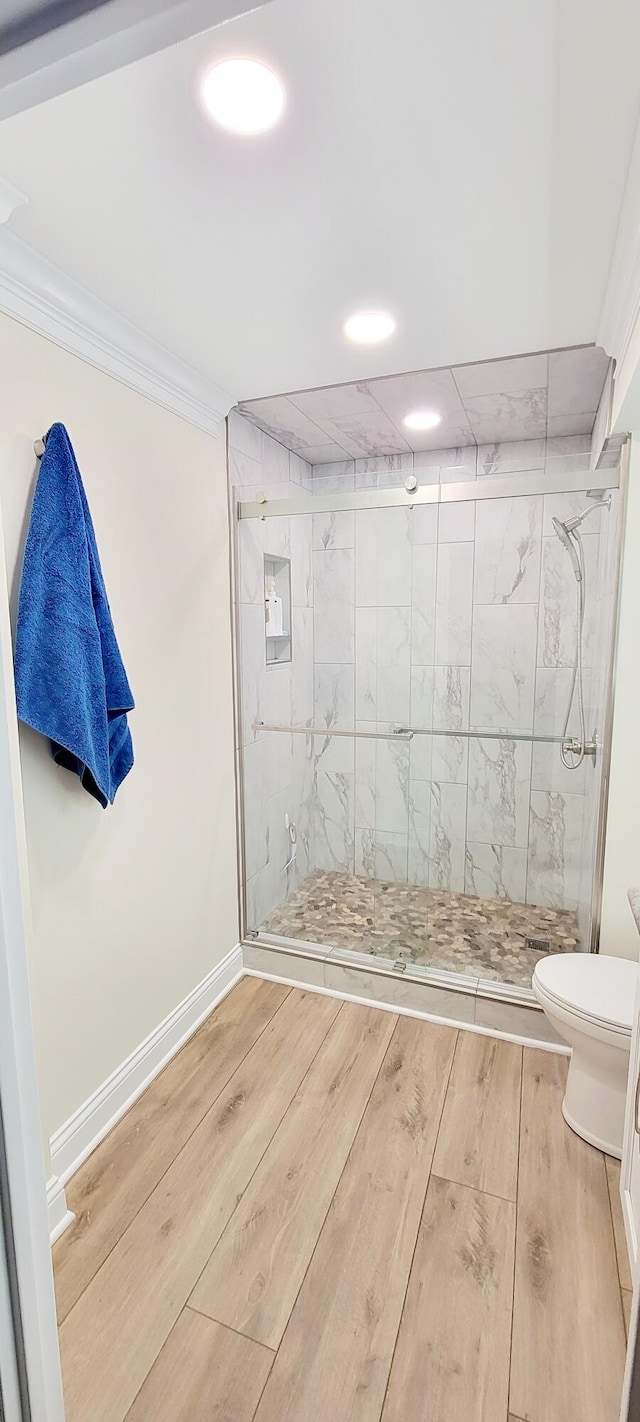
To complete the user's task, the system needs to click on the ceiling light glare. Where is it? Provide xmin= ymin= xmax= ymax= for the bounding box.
xmin=343 ymin=310 xmax=396 ymax=345
xmin=402 ymin=409 xmax=443 ymax=431
xmin=201 ymin=59 xmax=285 ymax=134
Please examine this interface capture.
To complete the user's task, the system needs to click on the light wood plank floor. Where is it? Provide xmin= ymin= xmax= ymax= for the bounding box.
xmin=54 ymin=979 xmax=629 ymax=1422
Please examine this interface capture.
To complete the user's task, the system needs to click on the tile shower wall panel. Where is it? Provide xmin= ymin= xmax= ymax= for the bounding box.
xmin=473 ymin=495 xmax=542 ymax=604
xmin=470 ymin=604 xmax=538 ymax=731
xmin=230 ymin=411 xmax=315 ymax=928
xmin=434 ymin=542 xmax=473 ymax=665
xmin=313 ymin=548 xmax=355 ymax=663
xmin=465 ymin=843 xmax=528 ymax=902
xmin=467 ymin=737 xmax=532 ymax=849
xmin=576 ymin=486 xmax=620 ymax=942
xmin=308 ymin=437 xmax=619 ymax=921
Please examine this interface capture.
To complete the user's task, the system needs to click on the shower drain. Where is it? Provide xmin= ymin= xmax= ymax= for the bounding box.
xmin=525 ymin=936 xmax=551 ymax=953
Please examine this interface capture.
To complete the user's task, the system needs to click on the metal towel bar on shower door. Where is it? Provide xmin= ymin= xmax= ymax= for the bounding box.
xmin=251 ymin=721 xmax=575 ymax=745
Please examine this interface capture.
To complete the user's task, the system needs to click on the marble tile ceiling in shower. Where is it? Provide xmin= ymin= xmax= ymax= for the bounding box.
xmin=236 ymin=346 xmax=610 ymax=463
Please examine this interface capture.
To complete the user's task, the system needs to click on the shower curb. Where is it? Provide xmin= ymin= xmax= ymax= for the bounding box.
xmin=242 ymin=940 xmax=567 ymax=1052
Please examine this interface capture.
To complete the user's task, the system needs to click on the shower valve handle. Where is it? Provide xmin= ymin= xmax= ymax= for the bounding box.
xmin=562 ymin=737 xmax=597 ymax=761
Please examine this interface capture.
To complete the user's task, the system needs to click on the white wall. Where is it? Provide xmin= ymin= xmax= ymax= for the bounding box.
xmin=0 ymin=311 xmax=238 ymax=1144
xmin=600 ymin=434 xmax=640 ymax=960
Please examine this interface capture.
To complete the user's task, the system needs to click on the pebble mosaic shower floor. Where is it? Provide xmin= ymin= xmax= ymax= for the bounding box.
xmin=260 ymin=869 xmax=581 ymax=988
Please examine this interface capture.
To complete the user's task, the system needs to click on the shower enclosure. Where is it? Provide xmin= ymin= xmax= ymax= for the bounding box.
xmin=231 ymin=408 xmax=624 ymax=1011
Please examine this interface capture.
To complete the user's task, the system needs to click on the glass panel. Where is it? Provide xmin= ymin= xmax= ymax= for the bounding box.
xmin=236 ymin=469 xmax=621 ymax=991
xmin=242 ymin=727 xmax=376 ymax=958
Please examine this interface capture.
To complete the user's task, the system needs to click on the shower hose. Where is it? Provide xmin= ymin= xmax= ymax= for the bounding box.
xmin=560 ymin=528 xmax=587 ymax=770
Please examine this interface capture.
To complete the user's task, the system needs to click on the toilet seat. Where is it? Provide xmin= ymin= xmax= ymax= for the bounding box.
xmin=533 ymin=953 xmax=636 ymax=1036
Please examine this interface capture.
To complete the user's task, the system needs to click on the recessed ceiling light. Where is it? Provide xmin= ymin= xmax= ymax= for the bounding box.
xmin=402 ymin=409 xmax=443 ymax=432
xmin=343 ymin=310 xmax=396 ymax=344
xmin=201 ymin=59 xmax=285 ymax=134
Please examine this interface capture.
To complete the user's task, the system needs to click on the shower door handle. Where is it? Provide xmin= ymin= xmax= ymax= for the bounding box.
xmin=251 ymin=722 xmax=414 ymax=740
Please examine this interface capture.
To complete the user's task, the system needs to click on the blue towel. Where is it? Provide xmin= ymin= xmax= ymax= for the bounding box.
xmin=14 ymin=423 xmax=134 ymax=807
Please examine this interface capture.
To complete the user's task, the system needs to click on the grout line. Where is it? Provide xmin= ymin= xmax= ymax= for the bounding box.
xmin=377 ymin=1027 xmax=460 ymax=1420
xmin=526 ymin=465 xmax=548 ymax=910
xmin=58 ymin=981 xmax=296 ymax=1319
xmin=428 ymin=504 xmax=441 ymax=891
xmin=280 ymin=394 xmax=336 ymax=450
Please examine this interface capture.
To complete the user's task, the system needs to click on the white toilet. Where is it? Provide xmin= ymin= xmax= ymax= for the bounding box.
xmin=533 ymin=953 xmax=637 ymax=1158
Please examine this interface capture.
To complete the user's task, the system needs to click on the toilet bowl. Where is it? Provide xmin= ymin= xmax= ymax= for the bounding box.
xmin=532 ymin=953 xmax=636 ymax=1158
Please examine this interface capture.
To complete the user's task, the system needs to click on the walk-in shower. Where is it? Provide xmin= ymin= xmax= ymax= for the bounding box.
xmin=230 ymin=348 xmax=625 ymax=1014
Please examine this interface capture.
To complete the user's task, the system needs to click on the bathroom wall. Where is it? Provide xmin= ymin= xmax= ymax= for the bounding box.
xmin=310 ymin=434 xmax=620 ymax=920
xmin=231 ymin=411 xmax=315 ymax=930
xmin=0 ymin=311 xmax=239 ymax=1145
xmin=600 ymin=433 xmax=640 ymax=960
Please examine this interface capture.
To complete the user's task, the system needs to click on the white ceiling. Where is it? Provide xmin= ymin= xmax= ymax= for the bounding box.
xmin=0 ymin=0 xmax=638 ymax=400
xmin=238 ymin=346 xmax=610 ymax=460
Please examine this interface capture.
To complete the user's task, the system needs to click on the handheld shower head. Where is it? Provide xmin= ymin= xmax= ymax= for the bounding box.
xmin=552 ymin=494 xmax=612 ymax=579
xmin=552 ymin=516 xmax=582 ymax=581
xmin=552 ymin=496 xmax=610 ymax=771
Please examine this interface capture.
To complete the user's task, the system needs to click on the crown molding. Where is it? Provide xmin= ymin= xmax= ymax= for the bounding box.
xmin=0 ymin=226 xmax=234 ymax=437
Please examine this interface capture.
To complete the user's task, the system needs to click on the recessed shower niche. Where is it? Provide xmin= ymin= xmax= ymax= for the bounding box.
xmin=264 ymin=553 xmax=291 ymax=664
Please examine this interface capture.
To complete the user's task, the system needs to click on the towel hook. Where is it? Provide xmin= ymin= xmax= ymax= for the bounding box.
xmin=33 ymin=438 xmax=46 ymax=459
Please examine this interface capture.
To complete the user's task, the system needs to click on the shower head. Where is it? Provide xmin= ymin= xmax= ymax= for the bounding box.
xmin=551 ymin=496 xmax=611 ymax=580
xmin=552 ymin=516 xmax=582 ymax=581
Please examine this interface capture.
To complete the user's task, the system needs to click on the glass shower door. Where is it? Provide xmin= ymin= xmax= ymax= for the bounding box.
xmin=236 ymin=459 xmax=622 ymax=989
xmin=237 ymin=491 xmax=381 ymax=956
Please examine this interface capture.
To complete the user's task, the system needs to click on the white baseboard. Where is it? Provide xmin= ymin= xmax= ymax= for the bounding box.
xmin=47 ymin=1176 xmax=75 ymax=1244
xmin=50 ymin=945 xmax=243 ymax=1208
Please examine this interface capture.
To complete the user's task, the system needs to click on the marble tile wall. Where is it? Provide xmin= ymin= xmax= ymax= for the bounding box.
xmin=230 ymin=411 xmax=315 ymax=929
xmin=231 ymin=413 xmax=620 ymax=936
xmin=238 ymin=349 xmax=610 ymax=464
xmin=575 ymin=484 xmax=621 ymax=942
xmin=309 ymin=435 xmax=621 ymax=920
